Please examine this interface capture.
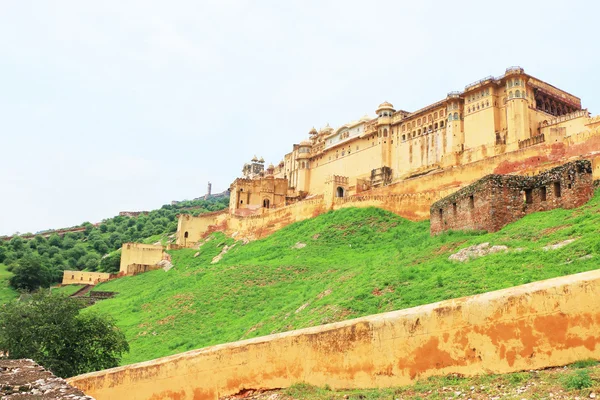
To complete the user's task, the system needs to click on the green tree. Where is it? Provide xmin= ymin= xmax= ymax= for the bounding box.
xmin=0 ymin=292 xmax=129 ymax=377
xmin=48 ymin=234 xmax=62 ymax=248
xmin=8 ymin=253 xmax=52 ymax=291
xmin=99 ymin=250 xmax=121 ymax=273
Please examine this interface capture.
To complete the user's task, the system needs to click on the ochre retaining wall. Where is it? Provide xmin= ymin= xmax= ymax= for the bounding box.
xmin=119 ymin=243 xmax=166 ymax=275
xmin=62 ymin=270 xmax=113 ymax=285
xmin=69 ymin=269 xmax=600 ymax=400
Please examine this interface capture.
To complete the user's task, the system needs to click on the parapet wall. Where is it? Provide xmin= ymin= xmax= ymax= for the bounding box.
xmin=69 ymin=269 xmax=600 ymax=400
xmin=62 ymin=271 xmax=114 ymax=285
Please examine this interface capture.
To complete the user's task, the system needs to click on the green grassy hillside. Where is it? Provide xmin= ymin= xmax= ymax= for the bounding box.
xmin=91 ymin=190 xmax=600 ymax=365
xmin=0 ymin=264 xmax=18 ymax=304
xmin=0 ymin=197 xmax=228 ymax=301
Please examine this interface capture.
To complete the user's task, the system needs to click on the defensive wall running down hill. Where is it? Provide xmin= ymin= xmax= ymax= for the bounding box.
xmin=119 ymin=243 xmax=169 ymax=275
xmin=430 ymin=159 xmax=595 ymax=235
xmin=68 ymin=269 xmax=600 ymax=400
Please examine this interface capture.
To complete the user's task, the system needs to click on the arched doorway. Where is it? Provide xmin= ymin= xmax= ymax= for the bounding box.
xmin=184 ymin=231 xmax=189 ymax=246
xmin=336 ymin=187 xmax=345 ymax=198
xmin=263 ymin=199 xmax=270 ymax=208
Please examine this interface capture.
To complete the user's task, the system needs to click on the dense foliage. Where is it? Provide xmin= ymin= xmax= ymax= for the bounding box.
xmin=92 ymin=189 xmax=600 ymax=365
xmin=0 ymin=292 xmax=129 ymax=377
xmin=0 ymin=197 xmax=228 ymax=292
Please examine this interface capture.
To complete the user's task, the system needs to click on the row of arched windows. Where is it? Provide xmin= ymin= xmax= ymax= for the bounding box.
xmin=467 ymin=88 xmax=490 ymax=103
xmin=448 ymin=112 xmax=461 ymax=121
xmin=468 ymin=101 xmax=490 ymax=113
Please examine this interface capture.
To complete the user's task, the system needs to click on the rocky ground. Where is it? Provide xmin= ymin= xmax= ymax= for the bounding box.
xmin=220 ymin=362 xmax=600 ymax=400
xmin=0 ymin=359 xmax=94 ymax=399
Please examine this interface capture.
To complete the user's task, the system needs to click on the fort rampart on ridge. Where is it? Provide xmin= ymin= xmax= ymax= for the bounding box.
xmin=68 ymin=269 xmax=600 ymax=400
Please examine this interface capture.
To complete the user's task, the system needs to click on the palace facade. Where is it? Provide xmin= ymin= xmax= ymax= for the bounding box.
xmin=175 ymin=66 xmax=600 ymax=245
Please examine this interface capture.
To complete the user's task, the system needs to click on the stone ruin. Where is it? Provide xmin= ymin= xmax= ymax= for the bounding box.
xmin=430 ymin=159 xmax=594 ymax=235
xmin=0 ymin=359 xmax=94 ymax=399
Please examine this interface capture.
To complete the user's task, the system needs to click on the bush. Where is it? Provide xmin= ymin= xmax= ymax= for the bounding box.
xmin=562 ymin=369 xmax=593 ymax=390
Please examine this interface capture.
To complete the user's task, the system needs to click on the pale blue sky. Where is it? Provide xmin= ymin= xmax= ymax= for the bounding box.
xmin=1 ymin=0 xmax=598 ymax=235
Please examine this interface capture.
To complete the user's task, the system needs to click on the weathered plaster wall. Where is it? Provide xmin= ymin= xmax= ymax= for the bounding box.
xmin=69 ymin=270 xmax=600 ymax=400
xmin=62 ymin=271 xmax=113 ymax=285
xmin=119 ymin=243 xmax=166 ymax=275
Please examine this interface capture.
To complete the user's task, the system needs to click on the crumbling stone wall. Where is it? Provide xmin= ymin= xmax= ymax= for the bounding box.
xmin=0 ymin=359 xmax=94 ymax=399
xmin=430 ymin=160 xmax=594 ymax=235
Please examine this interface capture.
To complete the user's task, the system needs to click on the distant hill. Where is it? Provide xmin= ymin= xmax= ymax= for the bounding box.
xmin=0 ymin=196 xmax=230 ymax=302
xmin=89 ymin=189 xmax=600 ymax=366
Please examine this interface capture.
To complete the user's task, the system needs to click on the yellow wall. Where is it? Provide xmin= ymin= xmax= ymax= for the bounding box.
xmin=119 ymin=243 xmax=165 ymax=274
xmin=176 ymin=211 xmax=229 ymax=246
xmin=62 ymin=271 xmax=112 ymax=285
xmin=69 ymin=269 xmax=600 ymax=400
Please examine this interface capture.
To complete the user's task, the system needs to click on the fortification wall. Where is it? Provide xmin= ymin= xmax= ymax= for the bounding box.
xmin=62 ymin=271 xmax=113 ymax=285
xmin=332 ymin=189 xmax=456 ymax=221
xmin=172 ymin=126 xmax=600 ymax=245
xmin=69 ymin=269 xmax=600 ymax=400
xmin=227 ymin=196 xmax=327 ymax=240
xmin=119 ymin=243 xmax=166 ymax=275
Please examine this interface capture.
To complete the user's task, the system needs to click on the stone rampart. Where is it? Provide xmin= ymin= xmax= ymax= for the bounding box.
xmin=62 ymin=271 xmax=114 ymax=285
xmin=69 ymin=269 xmax=600 ymax=400
xmin=119 ymin=243 xmax=167 ymax=275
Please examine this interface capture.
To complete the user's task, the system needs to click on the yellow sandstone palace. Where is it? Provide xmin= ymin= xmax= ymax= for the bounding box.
xmin=172 ymin=66 xmax=600 ymax=246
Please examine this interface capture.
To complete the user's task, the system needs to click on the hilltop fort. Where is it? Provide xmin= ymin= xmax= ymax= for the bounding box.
xmin=169 ymin=66 xmax=600 ymax=248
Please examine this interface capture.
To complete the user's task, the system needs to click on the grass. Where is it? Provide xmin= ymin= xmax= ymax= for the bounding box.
xmin=50 ymin=284 xmax=86 ymax=296
xmin=258 ymin=361 xmax=600 ymax=399
xmin=0 ymin=264 xmax=18 ymax=304
xmin=87 ymin=189 xmax=600 ymax=366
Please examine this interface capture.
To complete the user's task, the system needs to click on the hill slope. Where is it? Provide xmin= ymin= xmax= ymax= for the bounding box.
xmin=90 ymin=190 xmax=600 ymax=365
xmin=0 ymin=197 xmax=229 ymax=302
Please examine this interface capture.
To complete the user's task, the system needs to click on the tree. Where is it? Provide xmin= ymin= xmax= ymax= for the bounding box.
xmin=8 ymin=253 xmax=51 ymax=291
xmin=99 ymin=250 xmax=121 ymax=273
xmin=0 ymin=292 xmax=129 ymax=377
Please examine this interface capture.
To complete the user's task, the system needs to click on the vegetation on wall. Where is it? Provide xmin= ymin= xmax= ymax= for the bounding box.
xmin=91 ymin=189 xmax=600 ymax=366
xmin=0 ymin=197 xmax=229 ymax=296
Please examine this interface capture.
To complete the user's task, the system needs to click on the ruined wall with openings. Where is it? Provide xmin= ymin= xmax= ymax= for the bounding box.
xmin=430 ymin=160 xmax=594 ymax=235
xmin=69 ymin=269 xmax=600 ymax=400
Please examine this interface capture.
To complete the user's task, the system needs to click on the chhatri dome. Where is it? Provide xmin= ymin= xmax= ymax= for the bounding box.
xmin=251 ymin=155 xmax=258 ymax=162
xmin=376 ymin=101 xmax=395 ymax=113
xmin=309 ymin=127 xmax=318 ymax=135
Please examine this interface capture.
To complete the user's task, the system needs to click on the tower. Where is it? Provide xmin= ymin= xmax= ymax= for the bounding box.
xmin=376 ymin=101 xmax=395 ymax=168
xmin=504 ymin=68 xmax=530 ymax=150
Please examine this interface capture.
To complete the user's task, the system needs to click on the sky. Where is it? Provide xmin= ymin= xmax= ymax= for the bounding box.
xmin=1 ymin=0 xmax=599 ymax=236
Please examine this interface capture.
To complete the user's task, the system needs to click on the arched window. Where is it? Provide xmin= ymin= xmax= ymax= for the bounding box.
xmin=509 ymin=91 xmax=514 ymax=99
xmin=336 ymin=187 xmax=345 ymax=198
xmin=434 ymin=123 xmax=438 ymax=129
xmin=301 ymin=161 xmax=305 ymax=169
xmin=508 ymin=80 xmax=513 ymax=88
xmin=434 ymin=111 xmax=438 ymax=119
xmin=263 ymin=199 xmax=270 ymax=208
xmin=515 ymin=90 xmax=521 ymax=98
xmin=514 ymin=79 xmax=520 ymax=86
xmin=402 ymin=134 xmax=406 ymax=140
xmin=453 ymin=112 xmax=458 ymax=120
xmin=486 ymin=100 xmax=490 ymax=107
xmin=440 ymin=120 xmax=444 ymax=127
xmin=468 ymin=107 xmax=471 ymax=113
xmin=417 ymin=129 xmax=421 ymax=135
xmin=448 ymin=115 xmax=453 ymax=121
xmin=383 ymin=128 xmax=388 ymax=137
